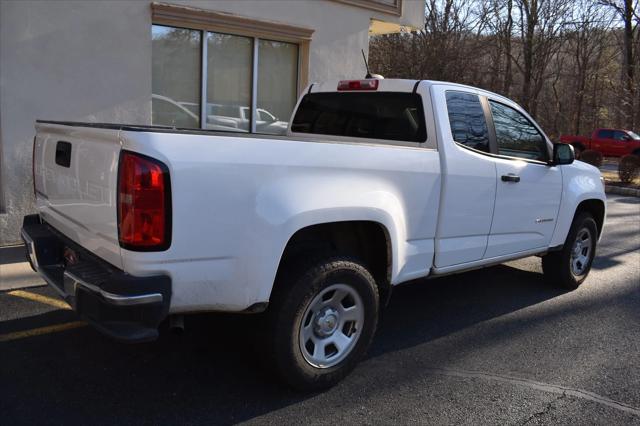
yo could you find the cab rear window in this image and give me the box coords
[291,92,426,143]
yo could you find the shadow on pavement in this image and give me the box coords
[614,197,640,205]
[372,264,564,357]
[0,245,27,265]
[0,263,567,425]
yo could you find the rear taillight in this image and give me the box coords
[337,79,379,91]
[117,151,171,251]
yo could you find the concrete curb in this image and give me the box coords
[0,245,45,291]
[605,185,640,197]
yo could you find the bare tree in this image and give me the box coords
[416,0,478,81]
[599,0,639,128]
[566,1,614,134]
[369,0,636,136]
[512,0,571,115]
[482,0,515,95]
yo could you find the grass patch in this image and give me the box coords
[601,170,640,189]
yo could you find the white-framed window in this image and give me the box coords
[152,24,299,135]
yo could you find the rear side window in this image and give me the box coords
[597,129,614,139]
[489,101,548,162]
[291,92,426,143]
[445,91,490,152]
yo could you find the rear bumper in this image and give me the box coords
[21,214,171,342]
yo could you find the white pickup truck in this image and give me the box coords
[23,78,606,390]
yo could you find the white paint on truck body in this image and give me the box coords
[34,125,123,269]
[119,130,441,312]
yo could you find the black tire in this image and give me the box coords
[266,256,379,391]
[542,212,598,290]
[632,149,640,158]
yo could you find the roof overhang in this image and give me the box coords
[369,18,420,35]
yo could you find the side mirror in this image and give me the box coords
[551,143,575,165]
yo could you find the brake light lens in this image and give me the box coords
[337,79,379,91]
[118,151,171,250]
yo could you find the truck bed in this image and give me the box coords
[33,118,441,313]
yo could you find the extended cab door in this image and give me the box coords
[432,87,497,268]
[483,99,562,258]
[592,129,616,156]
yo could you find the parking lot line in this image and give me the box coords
[0,321,86,343]
[7,289,70,310]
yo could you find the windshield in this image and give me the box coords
[291,92,426,143]
[629,131,640,140]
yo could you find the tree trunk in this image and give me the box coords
[503,0,514,96]
[520,0,538,111]
[622,0,635,127]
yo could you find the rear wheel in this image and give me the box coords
[542,212,597,289]
[266,256,379,390]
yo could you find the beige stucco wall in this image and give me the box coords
[0,0,424,245]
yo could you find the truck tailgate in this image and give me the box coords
[33,122,123,269]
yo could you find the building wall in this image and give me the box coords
[0,0,424,245]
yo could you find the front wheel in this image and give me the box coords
[266,257,379,390]
[542,212,597,289]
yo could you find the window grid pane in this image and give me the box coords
[205,32,253,133]
[152,25,201,128]
[152,25,300,134]
[257,39,299,135]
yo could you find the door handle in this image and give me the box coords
[501,174,520,183]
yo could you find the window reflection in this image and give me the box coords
[291,92,426,142]
[445,92,490,152]
[151,25,299,134]
[152,26,201,128]
[206,32,252,132]
[258,40,298,135]
[596,129,613,139]
[613,130,628,141]
[490,101,546,161]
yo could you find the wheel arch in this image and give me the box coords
[271,220,395,307]
[575,199,605,238]
[549,162,606,248]
[551,196,606,249]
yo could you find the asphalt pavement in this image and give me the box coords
[0,195,638,425]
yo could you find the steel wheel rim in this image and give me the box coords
[570,227,593,276]
[298,283,364,369]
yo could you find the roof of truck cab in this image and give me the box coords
[308,78,518,107]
